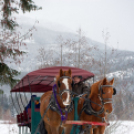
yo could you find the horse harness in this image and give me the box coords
[57,76,74,97]
[34,76,74,134]
[98,85,115,105]
[77,84,116,134]
[80,84,116,122]
[50,93,74,115]
[50,76,74,122]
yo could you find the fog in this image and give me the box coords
[16,0,134,51]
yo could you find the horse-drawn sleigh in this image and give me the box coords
[10,66,116,134]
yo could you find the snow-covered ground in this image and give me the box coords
[106,121,134,134]
[0,123,18,134]
[0,120,31,134]
[0,120,134,134]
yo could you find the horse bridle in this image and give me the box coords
[81,84,116,120]
[98,85,114,105]
[52,76,74,122]
[79,84,116,133]
[57,76,74,97]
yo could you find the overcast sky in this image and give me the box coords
[18,0,134,51]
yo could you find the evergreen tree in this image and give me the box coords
[1,0,41,30]
[0,63,20,88]
[0,0,41,88]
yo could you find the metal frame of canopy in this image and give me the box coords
[11,66,94,93]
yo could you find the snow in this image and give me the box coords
[0,120,31,134]
[0,120,134,134]
[106,121,134,134]
[0,123,18,134]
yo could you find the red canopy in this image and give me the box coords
[11,66,94,93]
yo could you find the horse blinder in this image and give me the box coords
[113,87,116,95]
[71,81,74,87]
[58,80,74,88]
[58,81,61,87]
[100,85,116,95]
[102,90,105,94]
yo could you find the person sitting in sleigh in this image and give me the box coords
[72,75,90,97]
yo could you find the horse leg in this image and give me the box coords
[93,127,99,134]
[45,123,51,134]
[82,125,93,134]
[59,126,64,134]
[50,126,60,134]
[89,127,93,134]
[64,125,73,134]
[97,126,105,134]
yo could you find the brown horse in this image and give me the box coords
[40,69,74,134]
[78,77,116,134]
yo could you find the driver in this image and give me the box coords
[72,75,90,96]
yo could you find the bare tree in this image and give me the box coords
[36,28,96,70]
[67,28,96,69]
[92,30,134,134]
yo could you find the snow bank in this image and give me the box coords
[0,124,18,134]
[106,121,134,134]
[0,120,134,134]
[0,120,31,134]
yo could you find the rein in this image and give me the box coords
[52,84,68,122]
[81,84,115,122]
[78,82,116,133]
[98,85,113,105]
[57,76,73,97]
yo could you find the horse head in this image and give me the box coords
[55,69,73,106]
[99,77,116,114]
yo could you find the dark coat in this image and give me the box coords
[72,82,90,95]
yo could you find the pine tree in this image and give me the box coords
[0,63,20,88]
[1,0,41,30]
[0,0,41,88]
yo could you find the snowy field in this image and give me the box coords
[0,120,31,134]
[106,121,134,134]
[0,120,134,134]
[0,123,18,134]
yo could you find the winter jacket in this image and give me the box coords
[25,95,40,113]
[72,82,90,96]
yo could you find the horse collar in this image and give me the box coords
[85,99,104,115]
[51,84,73,122]
[50,94,73,115]
[80,99,105,123]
